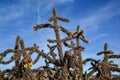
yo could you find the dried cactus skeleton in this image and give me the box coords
[0,8,120,80]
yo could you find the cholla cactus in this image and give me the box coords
[0,8,120,80]
[33,8,90,80]
[85,43,120,80]
[0,36,40,80]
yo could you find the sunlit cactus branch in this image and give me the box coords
[48,8,69,23]
[0,8,120,80]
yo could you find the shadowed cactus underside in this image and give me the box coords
[0,8,120,80]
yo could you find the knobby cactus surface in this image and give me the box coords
[0,8,120,80]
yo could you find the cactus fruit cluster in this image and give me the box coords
[0,8,120,80]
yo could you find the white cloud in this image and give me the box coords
[0,0,75,24]
[58,0,74,3]
[0,9,23,22]
[91,33,108,41]
[79,0,120,28]
[39,0,74,11]
[0,2,29,23]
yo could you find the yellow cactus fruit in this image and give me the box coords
[58,27,61,31]
[28,63,32,67]
[23,64,28,68]
[79,78,81,80]
[70,32,74,35]
[69,32,75,38]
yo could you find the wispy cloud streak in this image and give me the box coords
[91,33,108,41]
[79,0,120,27]
[0,0,75,44]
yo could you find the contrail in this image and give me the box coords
[37,0,40,24]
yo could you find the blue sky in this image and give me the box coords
[0,0,120,74]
